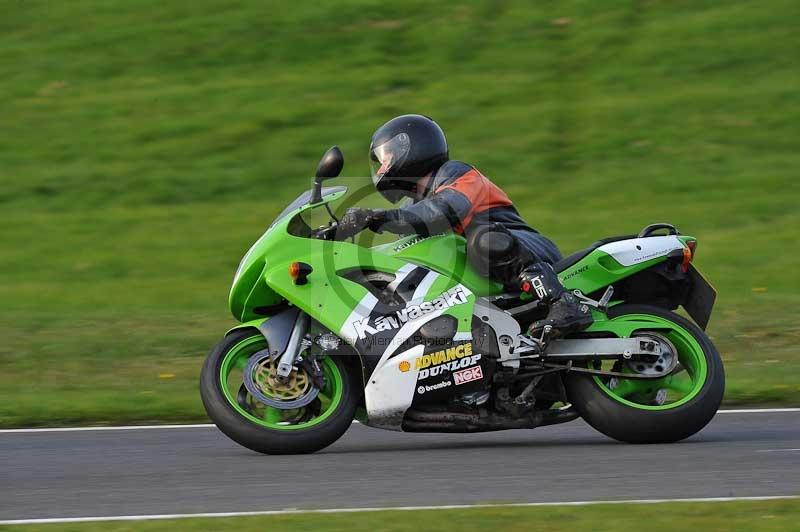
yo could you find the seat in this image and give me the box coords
[554,234,636,273]
[554,246,596,273]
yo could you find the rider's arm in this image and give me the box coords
[372,188,472,236]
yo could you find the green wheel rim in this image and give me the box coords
[219,335,344,430]
[593,314,709,411]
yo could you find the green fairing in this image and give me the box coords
[229,191,475,336]
[374,234,503,296]
[229,189,347,321]
[227,317,268,336]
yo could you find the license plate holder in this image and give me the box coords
[684,265,716,330]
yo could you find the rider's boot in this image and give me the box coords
[519,262,593,338]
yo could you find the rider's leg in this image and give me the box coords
[518,262,592,336]
[466,224,592,337]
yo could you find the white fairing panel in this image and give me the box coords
[362,345,424,431]
[597,235,684,267]
[362,331,474,431]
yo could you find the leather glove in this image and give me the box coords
[336,208,386,239]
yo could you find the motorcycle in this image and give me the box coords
[200,146,725,454]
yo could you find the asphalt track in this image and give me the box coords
[1,411,798,522]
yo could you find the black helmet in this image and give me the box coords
[369,114,449,203]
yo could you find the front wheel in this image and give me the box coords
[565,304,725,443]
[200,329,358,454]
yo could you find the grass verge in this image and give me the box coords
[3,499,799,531]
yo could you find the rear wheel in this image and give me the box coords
[564,304,724,443]
[200,329,358,454]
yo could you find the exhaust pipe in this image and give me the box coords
[401,405,579,433]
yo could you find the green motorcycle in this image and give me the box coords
[200,146,724,454]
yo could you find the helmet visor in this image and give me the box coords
[370,132,411,181]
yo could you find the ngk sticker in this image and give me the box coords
[453,366,483,386]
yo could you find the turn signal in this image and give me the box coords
[289,262,313,285]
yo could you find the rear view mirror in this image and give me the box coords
[315,146,344,180]
[311,146,344,204]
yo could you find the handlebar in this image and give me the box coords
[311,224,339,240]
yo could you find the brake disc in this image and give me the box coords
[243,349,320,409]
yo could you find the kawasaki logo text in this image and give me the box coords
[351,286,469,340]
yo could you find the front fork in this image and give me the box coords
[276,312,310,378]
[226,307,311,380]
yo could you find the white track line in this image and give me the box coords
[0,408,797,434]
[0,423,215,433]
[1,496,796,525]
[716,408,800,414]
[756,448,800,453]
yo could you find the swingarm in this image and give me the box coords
[512,336,678,380]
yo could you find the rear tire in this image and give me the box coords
[200,329,358,454]
[564,304,725,443]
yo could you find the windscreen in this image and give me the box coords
[269,186,347,228]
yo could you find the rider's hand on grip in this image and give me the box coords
[335,208,383,239]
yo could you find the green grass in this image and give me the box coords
[4,500,800,531]
[1,0,799,426]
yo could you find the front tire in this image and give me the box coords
[200,329,358,454]
[565,304,725,443]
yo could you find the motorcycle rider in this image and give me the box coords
[337,114,592,337]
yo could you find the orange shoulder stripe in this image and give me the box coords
[435,169,513,231]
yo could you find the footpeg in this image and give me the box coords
[572,286,614,313]
[539,324,553,344]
